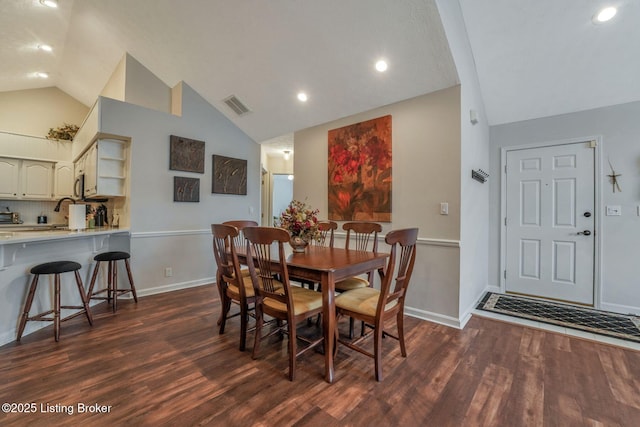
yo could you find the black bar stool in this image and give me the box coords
[86,251,138,313]
[17,261,94,342]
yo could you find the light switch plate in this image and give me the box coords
[606,205,621,216]
[440,202,448,215]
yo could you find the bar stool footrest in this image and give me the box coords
[60,310,91,322]
[28,311,55,322]
[28,307,87,323]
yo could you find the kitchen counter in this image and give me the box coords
[0,226,128,245]
[0,225,130,345]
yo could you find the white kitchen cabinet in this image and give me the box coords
[0,158,20,198]
[54,162,74,198]
[84,143,97,197]
[83,139,127,198]
[0,158,53,200]
[20,160,53,199]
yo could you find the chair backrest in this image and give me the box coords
[243,226,293,308]
[343,221,382,252]
[313,220,338,248]
[223,220,259,249]
[377,228,418,316]
[211,224,247,299]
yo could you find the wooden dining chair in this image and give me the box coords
[334,227,418,381]
[336,221,382,292]
[222,220,258,248]
[316,220,338,248]
[211,223,257,351]
[243,226,324,381]
[337,221,383,337]
[302,220,338,291]
[223,220,258,278]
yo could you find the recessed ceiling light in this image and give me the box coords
[40,0,58,8]
[35,72,49,78]
[594,6,617,23]
[297,92,308,102]
[375,60,388,72]
[38,44,53,52]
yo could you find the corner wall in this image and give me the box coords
[294,87,463,325]
[436,0,491,322]
[98,83,260,295]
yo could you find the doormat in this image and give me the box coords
[476,292,640,343]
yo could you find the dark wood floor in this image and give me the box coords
[1,285,639,427]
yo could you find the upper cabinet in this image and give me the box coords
[83,139,127,198]
[0,158,53,200]
[54,162,74,198]
[21,161,53,199]
[0,158,20,198]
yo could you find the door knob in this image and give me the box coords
[577,230,592,236]
[583,212,592,217]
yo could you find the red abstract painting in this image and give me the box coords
[328,115,392,221]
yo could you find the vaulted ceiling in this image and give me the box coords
[1,0,638,143]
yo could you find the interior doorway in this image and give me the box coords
[271,173,293,224]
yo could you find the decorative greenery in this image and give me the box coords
[46,123,79,141]
[275,199,320,242]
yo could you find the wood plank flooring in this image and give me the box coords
[1,285,639,426]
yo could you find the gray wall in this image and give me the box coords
[490,101,640,314]
[99,83,260,294]
[294,87,465,326]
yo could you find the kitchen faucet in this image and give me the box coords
[53,197,76,212]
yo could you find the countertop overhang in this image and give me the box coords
[0,227,129,245]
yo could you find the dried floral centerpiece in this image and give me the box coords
[46,123,79,141]
[275,199,321,252]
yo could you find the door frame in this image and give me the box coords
[499,135,603,308]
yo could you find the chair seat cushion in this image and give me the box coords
[226,275,257,298]
[335,276,369,291]
[94,251,130,262]
[31,261,82,275]
[227,275,283,299]
[263,286,323,316]
[335,287,397,317]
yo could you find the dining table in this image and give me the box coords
[237,244,389,383]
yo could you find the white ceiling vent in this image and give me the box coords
[223,95,251,116]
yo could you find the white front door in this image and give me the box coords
[505,141,595,305]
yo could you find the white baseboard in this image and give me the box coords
[404,306,465,329]
[599,301,640,316]
[135,277,215,298]
[485,284,501,293]
[0,331,16,347]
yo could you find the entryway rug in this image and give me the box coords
[476,292,640,343]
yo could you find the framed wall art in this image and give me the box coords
[328,115,392,221]
[173,176,200,202]
[212,155,247,195]
[169,135,205,173]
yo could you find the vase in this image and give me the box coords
[289,236,309,253]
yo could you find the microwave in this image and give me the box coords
[74,174,85,199]
[73,174,108,202]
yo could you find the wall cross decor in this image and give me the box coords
[607,158,621,193]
